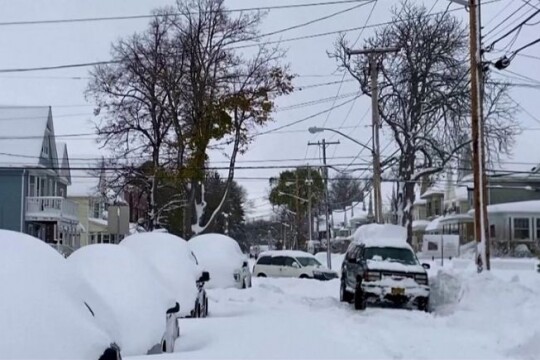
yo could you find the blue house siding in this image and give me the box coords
[0,169,24,232]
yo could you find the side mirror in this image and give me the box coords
[292,262,300,269]
[422,263,431,270]
[198,271,210,283]
[166,302,180,314]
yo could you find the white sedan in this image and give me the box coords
[120,232,210,318]
[189,233,252,289]
[67,244,180,356]
[0,230,121,360]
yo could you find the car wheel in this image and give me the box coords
[99,345,122,360]
[340,279,353,303]
[242,279,247,289]
[257,273,266,277]
[299,274,310,279]
[417,298,430,312]
[162,341,167,353]
[195,303,201,318]
[204,296,209,317]
[354,281,367,310]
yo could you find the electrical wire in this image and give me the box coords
[486,8,540,51]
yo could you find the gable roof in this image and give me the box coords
[56,142,71,185]
[0,106,53,168]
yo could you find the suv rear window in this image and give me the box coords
[257,256,273,265]
[364,247,417,265]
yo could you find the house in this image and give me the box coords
[0,106,80,246]
[68,167,130,247]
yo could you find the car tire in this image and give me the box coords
[417,298,430,312]
[162,341,167,353]
[340,279,353,303]
[299,274,310,279]
[242,279,247,289]
[204,296,209,317]
[354,282,367,310]
[257,273,266,277]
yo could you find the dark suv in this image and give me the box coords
[340,242,430,311]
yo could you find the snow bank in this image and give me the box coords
[189,233,246,289]
[352,224,410,248]
[314,252,345,272]
[0,230,113,359]
[121,232,200,317]
[67,244,176,356]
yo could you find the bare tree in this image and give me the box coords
[86,13,180,230]
[173,0,294,237]
[332,1,519,242]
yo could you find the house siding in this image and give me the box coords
[489,187,540,205]
[0,169,24,231]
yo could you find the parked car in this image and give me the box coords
[0,230,121,360]
[189,233,252,289]
[67,244,180,356]
[120,232,210,318]
[252,250,338,280]
[340,224,430,311]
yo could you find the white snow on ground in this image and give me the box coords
[189,233,246,289]
[68,244,177,356]
[127,256,540,360]
[121,233,201,317]
[0,230,114,360]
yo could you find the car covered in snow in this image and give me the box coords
[67,244,180,356]
[120,232,210,318]
[189,233,252,289]
[0,230,121,360]
[253,250,338,280]
[340,224,430,311]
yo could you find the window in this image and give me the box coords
[90,233,97,244]
[282,257,298,267]
[256,256,272,265]
[272,256,287,266]
[102,234,110,244]
[536,219,540,240]
[490,224,496,239]
[28,176,36,196]
[296,257,322,267]
[513,218,530,240]
[427,241,438,251]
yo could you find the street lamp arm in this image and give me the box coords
[308,127,373,153]
[278,191,309,203]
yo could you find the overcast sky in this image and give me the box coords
[0,0,538,219]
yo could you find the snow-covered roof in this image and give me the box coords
[331,202,368,228]
[259,250,314,258]
[469,200,540,215]
[425,217,443,232]
[439,213,473,224]
[68,170,100,197]
[0,106,52,167]
[412,220,430,231]
[352,224,410,249]
[89,217,108,227]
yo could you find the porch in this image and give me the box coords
[25,196,78,222]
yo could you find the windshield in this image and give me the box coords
[296,257,322,267]
[364,247,418,265]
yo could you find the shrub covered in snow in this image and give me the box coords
[0,230,117,359]
[189,233,248,289]
[120,232,201,316]
[67,244,178,356]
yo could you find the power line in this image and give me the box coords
[486,8,540,50]
[0,1,371,27]
[484,0,532,38]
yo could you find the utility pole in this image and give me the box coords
[295,171,300,250]
[308,139,339,269]
[345,47,400,224]
[307,166,313,242]
[469,0,490,271]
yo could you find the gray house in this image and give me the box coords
[0,106,80,247]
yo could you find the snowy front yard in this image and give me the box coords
[128,258,540,360]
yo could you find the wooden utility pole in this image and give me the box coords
[307,166,314,242]
[469,0,490,271]
[345,47,400,224]
[308,139,339,269]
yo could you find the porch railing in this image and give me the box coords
[26,196,78,221]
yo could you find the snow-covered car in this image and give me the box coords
[189,233,252,289]
[253,250,338,280]
[67,244,180,356]
[340,224,431,311]
[120,232,210,318]
[0,230,121,360]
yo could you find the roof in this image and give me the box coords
[412,220,430,231]
[258,250,314,258]
[331,202,368,228]
[469,200,540,215]
[0,106,51,167]
[425,216,443,232]
[438,213,473,224]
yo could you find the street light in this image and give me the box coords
[308,126,373,153]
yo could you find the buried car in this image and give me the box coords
[0,230,121,360]
[340,224,430,311]
[67,244,180,356]
[189,233,252,289]
[120,232,210,318]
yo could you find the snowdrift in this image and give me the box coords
[121,232,201,317]
[0,230,114,359]
[67,244,177,356]
[189,233,247,289]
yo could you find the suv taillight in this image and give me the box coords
[363,271,381,282]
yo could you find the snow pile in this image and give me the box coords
[189,233,247,289]
[121,232,200,317]
[428,269,465,314]
[314,252,345,272]
[67,244,176,356]
[0,230,113,359]
[352,224,409,248]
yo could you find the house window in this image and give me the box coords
[427,241,438,251]
[90,233,97,244]
[536,219,540,240]
[29,176,36,196]
[102,234,110,244]
[490,224,496,239]
[513,218,531,241]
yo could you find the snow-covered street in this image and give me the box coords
[128,258,540,360]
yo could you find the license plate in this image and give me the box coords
[391,287,405,296]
